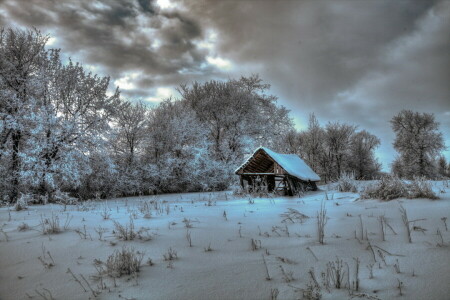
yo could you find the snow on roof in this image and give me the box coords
[235,147,321,182]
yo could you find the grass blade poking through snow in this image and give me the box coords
[317,201,327,244]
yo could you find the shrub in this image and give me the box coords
[53,190,78,205]
[336,173,358,193]
[105,247,144,277]
[14,193,31,211]
[408,177,439,200]
[361,175,408,201]
[361,175,439,201]
[232,185,246,197]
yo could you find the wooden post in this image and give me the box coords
[267,175,275,192]
[286,176,294,196]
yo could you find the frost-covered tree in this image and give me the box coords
[178,75,293,164]
[300,113,326,173]
[348,130,381,179]
[78,148,118,199]
[281,114,329,181]
[281,129,302,155]
[391,110,444,178]
[0,28,50,201]
[438,156,448,178]
[144,99,231,193]
[0,27,120,201]
[324,122,356,180]
[112,100,149,165]
[24,56,120,200]
[108,100,150,196]
[281,115,381,182]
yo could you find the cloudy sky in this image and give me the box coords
[1,0,449,170]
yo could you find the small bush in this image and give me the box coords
[76,200,96,212]
[361,175,439,201]
[232,185,246,197]
[14,194,30,211]
[105,246,144,277]
[361,175,408,201]
[54,190,78,205]
[336,173,358,193]
[408,177,439,199]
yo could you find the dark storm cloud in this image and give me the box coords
[179,0,450,168]
[137,0,158,15]
[0,0,209,88]
[1,0,449,168]
[181,0,441,104]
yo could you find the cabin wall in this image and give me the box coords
[239,174,317,196]
[274,163,285,175]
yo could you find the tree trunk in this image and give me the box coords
[10,130,21,202]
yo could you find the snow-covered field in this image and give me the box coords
[1,182,450,300]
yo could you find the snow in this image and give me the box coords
[0,182,450,300]
[236,147,321,182]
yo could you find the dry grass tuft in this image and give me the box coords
[163,247,178,261]
[39,213,63,234]
[17,222,30,231]
[113,218,136,240]
[105,246,144,277]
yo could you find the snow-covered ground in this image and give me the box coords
[1,182,449,300]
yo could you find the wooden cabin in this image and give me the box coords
[235,147,320,196]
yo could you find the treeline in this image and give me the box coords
[0,28,447,203]
[281,114,382,182]
[0,28,293,202]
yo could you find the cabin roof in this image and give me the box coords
[235,147,321,182]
